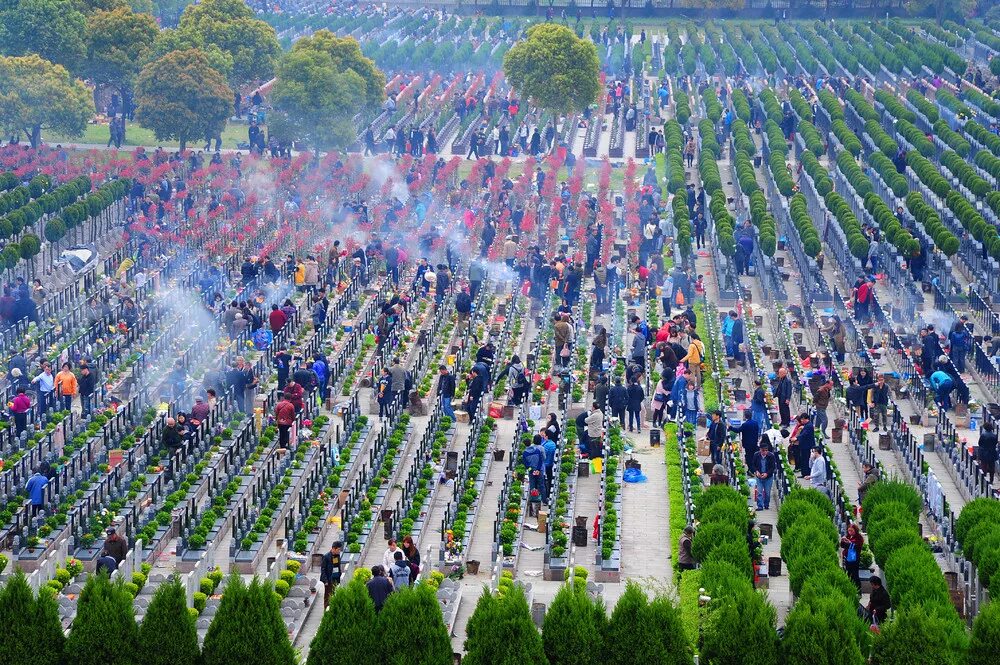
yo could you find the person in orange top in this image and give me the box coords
[55,362,78,411]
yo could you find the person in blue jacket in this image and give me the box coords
[26,469,48,515]
[542,431,557,495]
[929,369,955,411]
[730,409,761,468]
[948,321,972,374]
[522,435,547,502]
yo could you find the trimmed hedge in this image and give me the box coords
[789,193,821,257]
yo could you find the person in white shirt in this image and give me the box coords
[805,447,829,498]
[382,538,400,572]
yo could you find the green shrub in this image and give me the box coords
[542,583,607,665]
[970,600,1000,665]
[307,580,380,665]
[0,570,65,665]
[202,576,295,665]
[781,597,866,665]
[872,603,968,665]
[706,539,754,582]
[378,584,452,664]
[604,582,691,665]
[64,574,139,665]
[463,586,546,665]
[701,587,777,665]
[691,522,744,562]
[137,579,200,665]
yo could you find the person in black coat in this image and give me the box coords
[790,413,816,476]
[465,368,486,415]
[609,378,628,425]
[626,380,645,433]
[978,420,998,484]
[730,409,761,468]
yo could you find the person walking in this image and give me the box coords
[26,468,48,515]
[706,410,727,465]
[774,367,793,427]
[812,378,833,438]
[320,541,343,608]
[437,365,456,420]
[11,387,31,435]
[626,380,645,433]
[841,523,865,588]
[54,362,78,412]
[978,421,998,484]
[731,409,760,468]
[751,441,777,510]
[609,377,627,425]
[275,392,296,449]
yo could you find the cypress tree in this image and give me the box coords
[202,576,296,665]
[464,586,545,665]
[137,578,201,665]
[0,569,65,665]
[307,580,379,665]
[541,582,607,665]
[378,584,452,665]
[64,573,139,665]
[970,601,1000,665]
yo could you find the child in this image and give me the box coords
[694,274,705,296]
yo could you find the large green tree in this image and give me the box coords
[136,578,201,665]
[307,580,379,665]
[464,586,546,665]
[0,569,65,665]
[606,582,692,665]
[175,0,280,88]
[503,23,600,115]
[270,31,385,152]
[134,48,232,151]
[541,583,608,665]
[202,576,295,665]
[0,0,87,72]
[64,573,139,665]
[149,28,233,80]
[378,584,452,665]
[0,54,93,147]
[84,7,160,100]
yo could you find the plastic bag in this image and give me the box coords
[623,467,647,483]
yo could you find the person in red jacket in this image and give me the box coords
[269,304,288,332]
[275,393,296,449]
[10,387,31,435]
[283,380,304,413]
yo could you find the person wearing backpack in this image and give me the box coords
[840,522,865,589]
[390,550,411,588]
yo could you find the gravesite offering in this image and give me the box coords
[4,0,1000,662]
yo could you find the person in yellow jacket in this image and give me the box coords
[681,332,706,387]
[294,262,306,289]
[55,362,78,412]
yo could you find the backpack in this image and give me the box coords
[392,563,411,588]
[515,370,530,389]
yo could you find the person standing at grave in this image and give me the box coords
[101,527,128,566]
[30,361,54,415]
[11,387,31,435]
[54,362,78,412]
[26,468,48,515]
[320,541,343,609]
[78,365,96,417]
[275,391,296,449]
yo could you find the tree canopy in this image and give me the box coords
[0,54,93,147]
[175,0,280,87]
[503,23,600,116]
[270,31,385,152]
[135,48,232,150]
[84,7,160,95]
[0,0,87,72]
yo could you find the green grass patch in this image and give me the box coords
[43,121,255,151]
[665,421,685,575]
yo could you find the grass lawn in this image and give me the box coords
[43,121,255,151]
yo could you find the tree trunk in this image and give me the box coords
[179,136,187,152]
[30,125,41,149]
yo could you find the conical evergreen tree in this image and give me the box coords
[378,584,452,665]
[606,582,692,665]
[541,582,607,665]
[137,578,201,665]
[0,568,65,665]
[64,572,139,665]
[464,585,545,665]
[307,580,379,665]
[202,576,295,665]
[970,601,1000,665]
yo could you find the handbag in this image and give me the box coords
[653,392,668,403]
[560,344,571,358]
[846,542,858,563]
